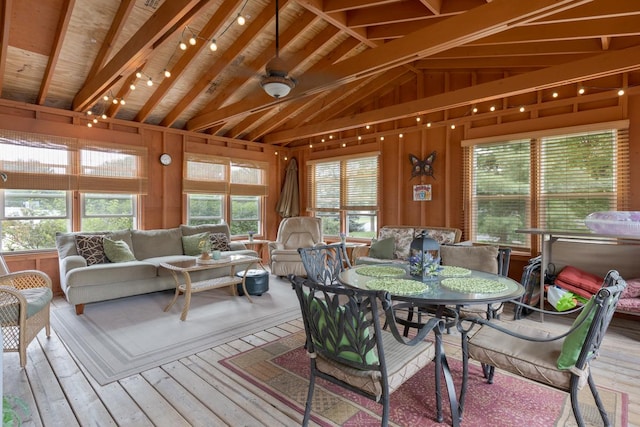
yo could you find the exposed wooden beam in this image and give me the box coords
[0,0,12,91]
[86,0,136,80]
[72,0,208,112]
[418,0,443,15]
[347,1,434,28]
[323,0,400,12]
[136,0,241,123]
[159,0,282,127]
[187,0,593,131]
[263,44,640,143]
[193,12,320,120]
[37,0,75,105]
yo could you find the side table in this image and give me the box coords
[239,239,269,262]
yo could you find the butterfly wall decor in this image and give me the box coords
[409,151,436,178]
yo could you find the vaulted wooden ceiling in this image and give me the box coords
[2,0,640,148]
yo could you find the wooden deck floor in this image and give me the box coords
[3,298,640,427]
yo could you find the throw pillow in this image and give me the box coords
[209,233,231,251]
[182,232,210,256]
[557,297,596,370]
[103,238,136,263]
[369,237,394,259]
[75,235,107,266]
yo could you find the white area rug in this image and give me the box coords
[51,275,299,385]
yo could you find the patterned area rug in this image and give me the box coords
[221,332,628,427]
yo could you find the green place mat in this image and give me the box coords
[439,266,471,277]
[441,277,508,293]
[366,278,426,295]
[356,265,406,278]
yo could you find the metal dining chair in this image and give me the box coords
[297,243,351,285]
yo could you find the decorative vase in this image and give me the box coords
[200,252,211,260]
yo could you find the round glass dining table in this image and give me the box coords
[338,264,525,306]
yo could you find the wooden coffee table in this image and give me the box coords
[161,254,261,321]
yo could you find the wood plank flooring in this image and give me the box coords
[3,297,640,427]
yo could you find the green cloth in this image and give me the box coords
[103,238,136,263]
[369,237,394,259]
[557,297,596,370]
[181,232,210,256]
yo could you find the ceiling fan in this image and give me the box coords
[260,0,296,98]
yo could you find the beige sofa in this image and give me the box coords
[56,224,258,314]
[354,225,462,265]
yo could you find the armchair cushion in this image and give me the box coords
[557,297,596,370]
[104,238,136,263]
[368,237,394,260]
[22,287,54,318]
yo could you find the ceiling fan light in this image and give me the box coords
[261,75,295,98]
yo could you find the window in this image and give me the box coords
[464,124,629,250]
[307,154,379,238]
[0,130,147,252]
[184,153,267,236]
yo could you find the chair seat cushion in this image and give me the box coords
[468,320,571,390]
[316,330,434,398]
[270,250,303,262]
[1,287,53,322]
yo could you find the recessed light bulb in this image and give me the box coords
[237,15,245,25]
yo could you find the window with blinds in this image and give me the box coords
[183,153,268,235]
[306,154,379,237]
[463,124,630,249]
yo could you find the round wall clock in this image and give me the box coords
[159,153,172,166]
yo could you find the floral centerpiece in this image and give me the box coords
[198,238,212,260]
[409,252,441,280]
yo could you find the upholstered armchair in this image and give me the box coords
[268,217,323,277]
[0,256,53,367]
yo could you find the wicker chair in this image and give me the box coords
[289,275,460,427]
[0,257,53,367]
[297,243,351,286]
[461,270,626,426]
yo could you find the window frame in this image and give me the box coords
[462,121,630,254]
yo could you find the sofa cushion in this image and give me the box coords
[182,232,210,256]
[65,262,159,288]
[56,230,132,259]
[75,235,108,266]
[131,227,183,260]
[440,245,499,274]
[210,233,231,251]
[369,237,394,259]
[103,238,136,263]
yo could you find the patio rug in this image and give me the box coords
[51,275,300,385]
[220,332,628,427]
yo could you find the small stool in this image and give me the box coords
[236,269,270,296]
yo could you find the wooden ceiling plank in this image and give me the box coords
[159,0,283,127]
[72,0,208,112]
[0,0,12,91]
[263,44,640,143]
[86,0,136,80]
[136,0,241,123]
[534,0,640,24]
[324,0,401,12]
[348,1,434,28]
[297,1,371,46]
[418,0,443,15]
[473,15,640,45]
[187,0,593,131]
[193,12,320,119]
[37,0,75,105]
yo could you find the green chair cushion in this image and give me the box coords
[557,297,596,370]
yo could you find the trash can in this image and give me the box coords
[236,269,269,296]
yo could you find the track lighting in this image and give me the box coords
[237,14,245,25]
[210,39,217,51]
[164,69,171,78]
